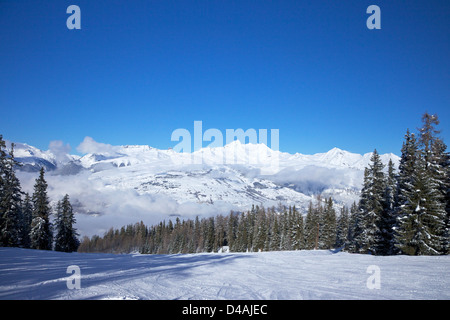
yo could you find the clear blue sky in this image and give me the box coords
[1,0,449,155]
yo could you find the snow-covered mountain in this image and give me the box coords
[11,140,399,236]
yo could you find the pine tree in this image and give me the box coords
[53,200,64,250]
[395,124,447,255]
[378,159,397,255]
[321,197,337,249]
[290,205,304,250]
[336,206,349,249]
[0,143,23,247]
[355,150,386,254]
[30,167,53,250]
[346,201,360,252]
[269,214,281,251]
[54,194,80,252]
[417,114,447,254]
[279,208,292,250]
[203,217,215,252]
[253,207,267,252]
[20,193,33,248]
[304,201,318,250]
[434,139,450,254]
[226,211,237,250]
[0,136,6,238]
[351,168,370,253]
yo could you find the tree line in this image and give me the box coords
[0,136,79,252]
[79,112,449,256]
[78,201,340,254]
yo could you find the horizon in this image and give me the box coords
[7,135,402,158]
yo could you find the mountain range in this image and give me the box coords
[10,139,400,236]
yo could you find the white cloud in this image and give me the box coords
[76,136,118,156]
[17,170,234,238]
[48,140,72,163]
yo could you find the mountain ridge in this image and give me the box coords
[10,139,400,236]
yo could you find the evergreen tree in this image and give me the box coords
[304,201,319,250]
[336,206,349,249]
[395,125,447,255]
[354,150,386,254]
[417,114,447,254]
[346,201,360,252]
[203,217,215,252]
[279,208,291,250]
[422,116,449,254]
[290,205,304,250]
[434,139,450,254]
[30,167,53,250]
[378,159,397,255]
[0,143,23,247]
[269,214,281,251]
[54,194,80,252]
[350,167,370,253]
[0,136,6,240]
[226,211,237,250]
[53,200,64,250]
[253,207,267,252]
[20,193,33,248]
[321,197,337,249]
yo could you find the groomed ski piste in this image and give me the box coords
[0,247,448,300]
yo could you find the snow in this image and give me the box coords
[13,139,400,237]
[0,247,448,300]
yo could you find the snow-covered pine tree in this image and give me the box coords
[369,150,387,254]
[30,167,53,250]
[253,206,267,252]
[0,135,5,234]
[392,131,416,256]
[395,125,447,255]
[20,193,33,248]
[353,150,386,255]
[53,200,63,250]
[378,159,397,255]
[0,143,23,247]
[54,194,80,252]
[346,201,360,252]
[214,214,227,252]
[282,207,292,251]
[433,139,450,254]
[233,212,248,252]
[336,206,349,249]
[269,214,281,251]
[314,196,325,249]
[321,197,337,249]
[226,211,237,250]
[351,167,371,253]
[304,201,318,250]
[203,217,215,252]
[290,205,304,250]
[417,113,447,254]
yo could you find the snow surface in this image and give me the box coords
[0,247,448,300]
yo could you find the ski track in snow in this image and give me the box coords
[0,247,449,300]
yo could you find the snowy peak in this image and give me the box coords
[11,139,400,224]
[10,139,400,174]
[313,147,362,168]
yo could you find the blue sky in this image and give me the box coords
[0,0,449,155]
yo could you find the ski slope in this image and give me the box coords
[0,247,448,300]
